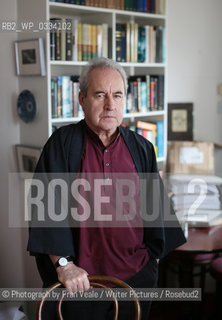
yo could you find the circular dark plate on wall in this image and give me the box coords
[17,90,36,123]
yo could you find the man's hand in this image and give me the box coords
[49,255,90,293]
[57,262,90,293]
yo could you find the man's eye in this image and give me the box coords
[114,95,122,99]
[97,94,105,98]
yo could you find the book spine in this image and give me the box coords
[162,27,166,62]
[146,75,150,111]
[62,76,71,118]
[66,19,73,61]
[70,78,73,117]
[121,24,126,62]
[56,21,62,60]
[134,23,138,62]
[102,23,108,58]
[161,0,166,15]
[116,23,122,62]
[73,81,79,117]
[147,0,151,13]
[137,77,142,112]
[91,24,97,59]
[155,26,161,63]
[77,22,82,61]
[149,25,154,63]
[87,23,92,60]
[138,0,143,12]
[72,20,78,61]
[124,0,131,11]
[120,0,124,10]
[149,76,156,111]
[126,23,131,62]
[150,0,155,13]
[157,75,164,110]
[137,120,157,131]
[50,29,56,60]
[143,0,148,12]
[145,25,150,63]
[140,81,147,112]
[57,76,63,117]
[155,0,160,14]
[137,26,146,63]
[157,121,164,158]
[97,24,102,57]
[82,23,87,61]
[51,77,57,118]
[130,23,134,62]
[132,81,138,112]
[61,18,66,61]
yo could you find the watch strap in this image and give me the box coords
[54,256,73,269]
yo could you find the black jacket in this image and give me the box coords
[27,120,186,286]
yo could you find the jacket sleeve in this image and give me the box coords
[120,127,186,259]
[27,127,76,258]
[143,143,186,259]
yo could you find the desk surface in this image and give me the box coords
[176,223,222,253]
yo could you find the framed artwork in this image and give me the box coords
[15,145,42,178]
[168,103,193,141]
[15,38,46,76]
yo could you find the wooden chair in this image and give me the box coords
[37,275,141,320]
[210,256,222,319]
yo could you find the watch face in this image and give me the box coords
[59,257,67,267]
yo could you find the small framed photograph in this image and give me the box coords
[15,38,46,76]
[15,145,42,178]
[168,103,193,141]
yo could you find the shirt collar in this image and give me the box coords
[85,124,120,151]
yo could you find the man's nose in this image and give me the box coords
[104,94,115,109]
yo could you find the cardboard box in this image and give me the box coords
[167,141,222,174]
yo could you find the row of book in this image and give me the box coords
[50,18,165,63]
[51,75,83,118]
[50,19,108,61]
[116,23,165,63]
[126,120,164,158]
[49,0,166,15]
[51,74,164,119]
[127,75,164,113]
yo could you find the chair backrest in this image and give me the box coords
[37,275,141,320]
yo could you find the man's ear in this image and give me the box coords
[79,91,86,111]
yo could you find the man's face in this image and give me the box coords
[79,67,125,135]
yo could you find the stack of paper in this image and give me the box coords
[167,174,222,226]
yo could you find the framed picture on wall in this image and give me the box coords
[168,103,193,141]
[14,38,46,76]
[15,145,42,178]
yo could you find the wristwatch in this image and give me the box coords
[54,256,73,269]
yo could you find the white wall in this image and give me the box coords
[0,0,42,290]
[167,0,222,145]
[0,0,24,287]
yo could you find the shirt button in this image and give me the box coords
[105,149,109,153]
[105,163,110,167]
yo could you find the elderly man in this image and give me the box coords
[28,57,186,319]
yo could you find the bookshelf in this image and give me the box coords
[18,0,167,164]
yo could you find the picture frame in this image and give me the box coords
[15,145,42,178]
[168,103,193,141]
[15,38,46,76]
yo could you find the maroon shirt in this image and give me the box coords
[76,126,149,281]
